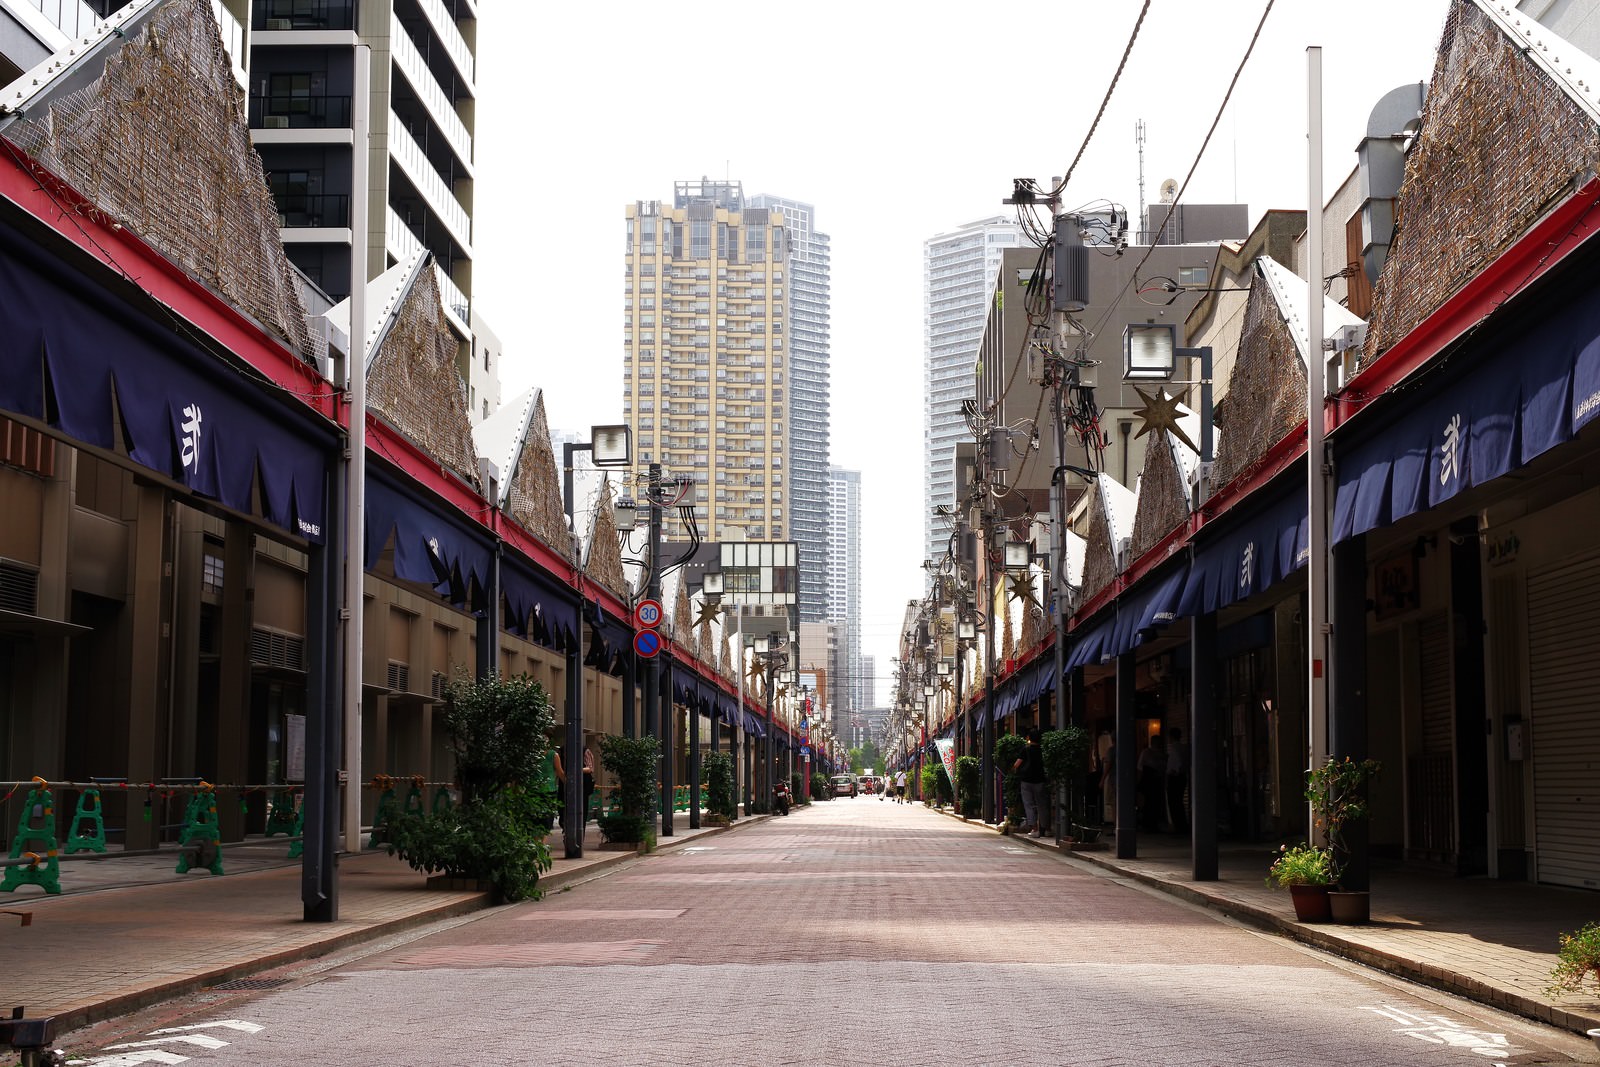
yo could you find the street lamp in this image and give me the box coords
[562,424,633,527]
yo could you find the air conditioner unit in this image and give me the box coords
[263,115,289,129]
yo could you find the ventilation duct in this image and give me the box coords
[1358,82,1426,286]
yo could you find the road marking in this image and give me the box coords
[1360,1004,1521,1060]
[105,1036,228,1051]
[69,1052,189,1066]
[149,1022,264,1035]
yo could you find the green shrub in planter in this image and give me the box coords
[387,784,551,902]
[702,752,736,819]
[599,734,659,843]
[810,772,829,801]
[955,755,981,815]
[994,733,1027,827]
[385,673,556,902]
[790,772,807,805]
[1042,726,1092,828]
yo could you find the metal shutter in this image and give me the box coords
[1528,552,1600,889]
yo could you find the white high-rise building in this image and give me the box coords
[751,195,830,623]
[922,216,1024,568]
[826,466,862,716]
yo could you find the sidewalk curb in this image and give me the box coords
[926,805,1600,1037]
[52,816,766,1035]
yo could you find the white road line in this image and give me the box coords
[104,1035,228,1051]
[149,1022,264,1035]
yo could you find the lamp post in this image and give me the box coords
[556,425,632,862]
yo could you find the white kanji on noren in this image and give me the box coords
[179,403,203,473]
[1239,541,1256,594]
[1439,413,1463,488]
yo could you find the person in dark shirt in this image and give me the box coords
[1014,726,1048,838]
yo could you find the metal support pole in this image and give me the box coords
[1116,649,1138,859]
[1331,532,1369,890]
[1190,608,1218,880]
[562,590,584,859]
[302,457,341,922]
[622,654,636,739]
[561,442,580,530]
[643,463,662,828]
[689,681,702,830]
[981,606,996,824]
[660,655,674,837]
[1306,45,1331,811]
[341,43,371,857]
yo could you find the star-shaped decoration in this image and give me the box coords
[695,599,722,627]
[1007,572,1040,609]
[939,677,953,695]
[1131,385,1200,455]
[747,660,766,685]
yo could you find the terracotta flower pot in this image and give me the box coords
[1289,883,1331,922]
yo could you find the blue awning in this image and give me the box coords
[0,215,329,542]
[1333,275,1600,543]
[366,474,492,608]
[717,696,738,726]
[742,710,766,737]
[501,558,577,651]
[1063,614,1113,671]
[1179,483,1308,618]
[1107,561,1189,660]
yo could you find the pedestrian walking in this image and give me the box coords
[582,745,596,824]
[895,769,908,803]
[1165,727,1188,832]
[539,737,565,831]
[1014,726,1048,837]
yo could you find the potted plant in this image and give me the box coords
[1042,726,1093,844]
[955,756,981,818]
[701,752,735,826]
[1306,756,1381,923]
[385,673,555,903]
[993,733,1027,833]
[1266,843,1333,922]
[597,734,660,851]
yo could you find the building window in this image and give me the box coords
[202,552,224,594]
[1179,266,1210,288]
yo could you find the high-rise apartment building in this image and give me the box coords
[750,195,830,622]
[247,0,476,336]
[826,466,862,717]
[622,180,792,545]
[923,216,1024,568]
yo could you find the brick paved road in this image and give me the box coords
[62,800,1599,1067]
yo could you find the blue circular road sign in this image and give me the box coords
[633,629,662,658]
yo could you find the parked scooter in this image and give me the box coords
[773,781,791,816]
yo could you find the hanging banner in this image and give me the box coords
[934,738,958,793]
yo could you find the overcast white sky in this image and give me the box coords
[470,0,1452,704]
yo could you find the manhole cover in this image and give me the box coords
[211,978,291,991]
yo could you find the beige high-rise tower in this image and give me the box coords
[623,180,790,543]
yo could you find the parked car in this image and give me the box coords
[829,774,858,798]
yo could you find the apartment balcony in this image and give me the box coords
[407,0,474,84]
[272,192,349,228]
[250,0,354,30]
[388,111,471,253]
[391,24,473,170]
[249,92,352,130]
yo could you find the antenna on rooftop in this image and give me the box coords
[1135,119,1147,243]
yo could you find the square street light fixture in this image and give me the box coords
[700,569,723,597]
[923,684,935,698]
[1123,323,1177,381]
[937,659,951,676]
[958,616,977,642]
[590,424,633,466]
[1004,540,1031,571]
